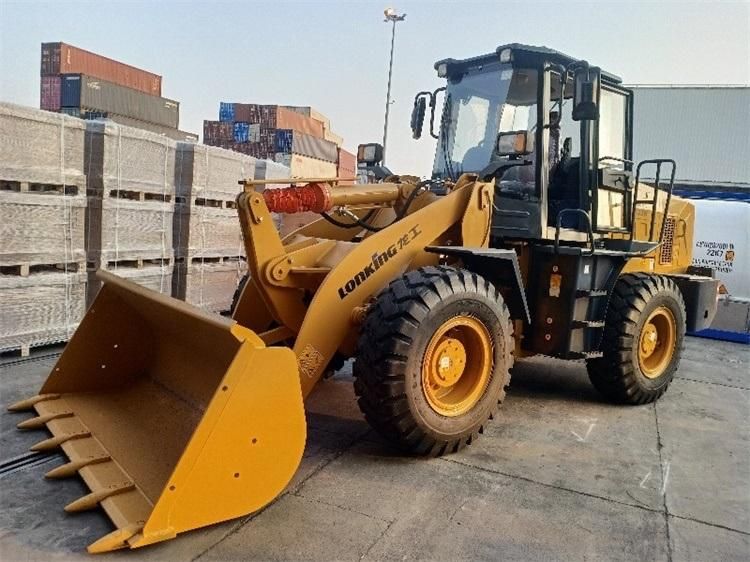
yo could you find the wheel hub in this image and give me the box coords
[430,338,466,387]
[638,306,677,379]
[422,316,493,417]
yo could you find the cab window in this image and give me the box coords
[598,89,627,160]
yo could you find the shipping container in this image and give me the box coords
[337,148,357,183]
[282,106,331,129]
[40,76,61,111]
[41,42,162,96]
[233,122,250,143]
[204,120,234,142]
[282,153,337,178]
[219,102,235,122]
[274,129,338,162]
[61,74,179,128]
[324,128,344,147]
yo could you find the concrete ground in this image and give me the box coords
[0,336,747,561]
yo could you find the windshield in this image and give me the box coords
[433,67,539,180]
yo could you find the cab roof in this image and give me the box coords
[434,43,623,84]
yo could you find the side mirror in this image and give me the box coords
[496,130,533,156]
[572,66,600,121]
[410,96,427,139]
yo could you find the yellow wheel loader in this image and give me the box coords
[9,44,720,553]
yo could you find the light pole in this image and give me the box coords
[382,7,406,167]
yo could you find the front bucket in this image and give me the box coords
[8,270,306,553]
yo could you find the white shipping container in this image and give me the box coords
[691,199,750,299]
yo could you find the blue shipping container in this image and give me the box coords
[233,122,250,143]
[61,74,82,108]
[219,102,235,122]
[274,129,293,153]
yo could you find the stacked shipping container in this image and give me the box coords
[39,42,197,142]
[203,103,355,179]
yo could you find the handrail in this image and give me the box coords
[555,209,595,256]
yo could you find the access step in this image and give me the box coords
[571,320,605,329]
[575,289,609,298]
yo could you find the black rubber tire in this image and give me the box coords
[353,266,513,456]
[230,273,250,315]
[587,273,686,405]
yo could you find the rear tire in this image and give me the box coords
[587,273,686,404]
[353,266,513,456]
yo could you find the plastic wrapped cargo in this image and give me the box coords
[85,120,177,195]
[41,42,162,96]
[61,74,179,128]
[0,102,86,187]
[0,190,86,268]
[173,257,246,313]
[84,120,176,270]
[0,103,88,268]
[95,114,198,142]
[0,269,86,353]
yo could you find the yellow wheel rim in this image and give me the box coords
[638,306,677,379]
[421,315,493,417]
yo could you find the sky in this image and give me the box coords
[1,0,748,177]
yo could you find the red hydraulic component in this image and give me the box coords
[263,183,332,214]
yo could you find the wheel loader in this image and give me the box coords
[9,44,720,553]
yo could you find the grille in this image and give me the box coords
[659,216,676,265]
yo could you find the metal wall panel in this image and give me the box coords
[630,86,750,186]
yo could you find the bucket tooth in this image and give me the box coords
[7,394,61,412]
[87,523,143,554]
[64,482,135,513]
[30,431,90,452]
[17,412,73,430]
[45,455,110,479]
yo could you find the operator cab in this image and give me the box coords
[411,43,660,248]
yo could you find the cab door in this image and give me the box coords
[592,85,633,233]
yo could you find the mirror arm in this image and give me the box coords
[548,63,566,129]
[429,86,446,139]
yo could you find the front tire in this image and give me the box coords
[353,266,513,456]
[587,273,686,404]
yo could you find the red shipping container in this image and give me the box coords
[40,42,162,97]
[276,106,324,138]
[203,121,233,142]
[337,148,357,183]
[40,76,61,111]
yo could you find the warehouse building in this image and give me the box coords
[629,85,750,343]
[629,85,750,198]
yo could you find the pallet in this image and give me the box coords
[0,260,85,277]
[176,255,245,266]
[0,340,66,359]
[91,256,174,272]
[0,179,81,196]
[174,195,237,210]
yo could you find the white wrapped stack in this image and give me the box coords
[0,103,87,353]
[171,143,256,313]
[84,120,177,303]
